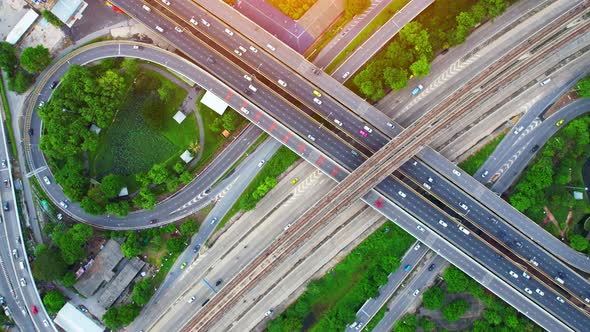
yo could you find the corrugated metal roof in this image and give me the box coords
[5,9,39,45]
[51,0,83,23]
[201,91,228,115]
[54,302,105,332]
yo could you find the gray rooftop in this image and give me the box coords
[97,258,145,309]
[74,240,124,297]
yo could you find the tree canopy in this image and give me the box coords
[20,45,52,73]
[43,290,66,314]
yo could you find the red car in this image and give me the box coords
[31,305,38,314]
[374,197,384,208]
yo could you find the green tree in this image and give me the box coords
[131,279,153,306]
[482,0,509,18]
[383,67,408,91]
[394,314,417,332]
[0,42,16,71]
[442,299,469,322]
[7,69,33,93]
[60,271,77,287]
[34,243,47,255]
[148,163,170,184]
[106,201,130,217]
[221,110,239,131]
[102,306,122,329]
[121,231,149,258]
[180,219,199,236]
[54,158,89,202]
[410,56,430,78]
[81,196,106,215]
[101,174,125,198]
[576,76,590,97]
[166,236,187,254]
[443,266,469,293]
[133,188,157,210]
[42,10,63,27]
[157,80,176,103]
[210,117,223,133]
[52,225,92,265]
[32,246,68,281]
[569,234,589,252]
[180,171,193,185]
[422,286,445,310]
[43,290,66,314]
[418,317,436,331]
[173,162,185,174]
[20,45,52,73]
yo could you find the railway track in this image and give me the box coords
[182,3,590,330]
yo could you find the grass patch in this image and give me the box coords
[0,75,18,157]
[325,0,410,73]
[90,69,195,184]
[191,92,231,171]
[268,223,415,331]
[458,134,506,176]
[215,144,299,231]
[364,306,387,331]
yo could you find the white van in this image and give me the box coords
[19,261,25,270]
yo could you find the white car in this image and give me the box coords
[142,4,151,11]
[535,289,544,296]
[59,201,68,209]
[522,271,530,279]
[238,46,247,53]
[190,17,198,25]
[398,191,406,198]
[556,296,565,303]
[386,122,394,128]
[188,296,196,303]
[43,320,49,327]
[20,278,26,287]
[277,79,287,87]
[524,288,533,295]
[414,243,421,251]
[481,170,489,178]
[39,101,45,108]
[266,44,276,51]
[412,289,420,296]
[234,50,242,56]
[248,84,257,92]
[201,19,211,27]
[264,309,273,317]
[161,0,170,5]
[307,134,316,142]
[43,176,51,185]
[210,217,218,225]
[283,223,291,231]
[438,220,448,228]
[529,258,539,266]
[57,213,63,220]
[333,119,343,126]
[428,177,433,183]
[313,97,322,105]
[422,183,431,190]
[249,46,258,53]
[240,107,250,115]
[342,72,350,79]
[459,203,468,211]
[452,169,461,176]
[257,160,265,168]
[224,28,234,36]
[509,271,519,278]
[416,225,425,232]
[363,125,373,133]
[458,226,470,235]
[243,74,252,81]
[175,26,183,33]
[155,26,164,33]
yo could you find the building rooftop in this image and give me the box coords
[97,258,145,309]
[201,91,228,115]
[5,9,39,45]
[235,0,314,54]
[54,302,105,332]
[74,240,124,297]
